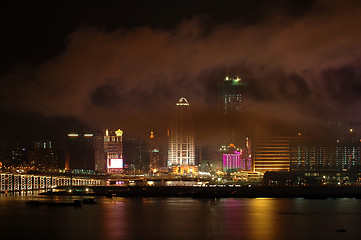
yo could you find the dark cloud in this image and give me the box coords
[321,65,361,104]
[1,0,361,142]
[90,84,121,108]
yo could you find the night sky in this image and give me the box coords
[1,0,361,144]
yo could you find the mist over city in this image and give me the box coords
[1,1,361,239]
[1,0,361,144]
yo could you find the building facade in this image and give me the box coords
[252,136,361,173]
[66,133,95,171]
[168,97,195,167]
[123,137,149,171]
[149,131,161,170]
[222,143,252,172]
[222,145,243,172]
[290,138,361,170]
[94,129,124,173]
[219,75,247,147]
[28,140,61,170]
[252,137,292,173]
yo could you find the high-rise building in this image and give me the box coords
[95,129,124,173]
[219,74,246,147]
[65,133,95,171]
[149,131,161,170]
[104,129,123,159]
[123,136,149,171]
[94,134,106,172]
[168,97,195,167]
[28,140,62,169]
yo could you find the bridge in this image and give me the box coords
[0,172,103,193]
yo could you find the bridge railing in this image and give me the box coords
[0,173,102,193]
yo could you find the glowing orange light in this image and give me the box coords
[115,129,123,136]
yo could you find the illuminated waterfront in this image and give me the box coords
[2,1,361,239]
[1,195,361,240]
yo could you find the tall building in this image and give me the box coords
[94,134,106,172]
[123,136,149,171]
[66,133,95,171]
[149,131,161,170]
[104,129,123,158]
[28,140,62,170]
[95,129,124,173]
[219,74,247,147]
[168,97,195,167]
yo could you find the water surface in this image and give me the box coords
[1,194,360,240]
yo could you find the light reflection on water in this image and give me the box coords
[0,195,360,240]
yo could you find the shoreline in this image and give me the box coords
[40,185,361,199]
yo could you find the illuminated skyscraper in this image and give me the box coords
[103,129,123,159]
[95,129,123,173]
[104,129,123,173]
[168,97,195,167]
[219,74,246,146]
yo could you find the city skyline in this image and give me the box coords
[2,3,361,239]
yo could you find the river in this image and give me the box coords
[0,193,360,239]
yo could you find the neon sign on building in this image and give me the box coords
[223,150,244,171]
[107,158,123,169]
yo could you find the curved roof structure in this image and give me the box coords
[176,97,189,106]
